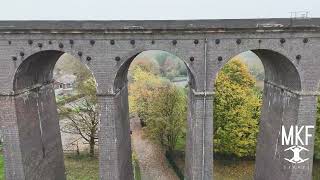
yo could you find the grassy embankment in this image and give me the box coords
[64,154,99,180]
[0,152,144,180]
[0,153,99,180]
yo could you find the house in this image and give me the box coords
[53,74,77,95]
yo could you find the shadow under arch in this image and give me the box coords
[251,49,301,91]
[14,50,63,91]
[4,50,96,180]
[13,50,95,91]
[114,49,197,91]
[212,49,305,179]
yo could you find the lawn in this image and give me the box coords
[64,153,99,180]
[0,152,145,180]
[0,153,99,180]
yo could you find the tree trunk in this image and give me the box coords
[76,141,80,156]
[89,137,95,157]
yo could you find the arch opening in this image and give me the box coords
[115,50,192,179]
[212,49,303,179]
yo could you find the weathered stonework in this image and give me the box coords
[0,18,320,180]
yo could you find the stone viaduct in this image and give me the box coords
[0,18,320,180]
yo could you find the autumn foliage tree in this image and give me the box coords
[128,66,163,121]
[144,85,187,152]
[129,63,187,153]
[213,58,262,158]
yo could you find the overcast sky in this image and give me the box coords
[0,0,319,20]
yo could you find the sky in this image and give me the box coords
[0,0,319,20]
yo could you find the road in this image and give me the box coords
[130,117,179,180]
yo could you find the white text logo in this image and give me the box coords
[281,125,314,164]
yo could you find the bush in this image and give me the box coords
[165,151,184,180]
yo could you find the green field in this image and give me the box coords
[0,153,145,180]
[0,153,99,180]
[64,154,99,180]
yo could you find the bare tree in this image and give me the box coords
[58,77,98,157]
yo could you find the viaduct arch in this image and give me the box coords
[0,19,320,180]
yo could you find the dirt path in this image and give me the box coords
[130,117,179,180]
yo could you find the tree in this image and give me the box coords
[128,64,187,152]
[128,66,164,119]
[129,55,160,78]
[145,85,187,152]
[58,77,99,157]
[213,59,261,158]
[153,51,187,79]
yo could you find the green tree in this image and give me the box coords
[145,85,187,152]
[213,59,261,158]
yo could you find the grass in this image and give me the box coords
[0,152,99,180]
[64,153,99,180]
[132,152,142,180]
[0,151,144,180]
